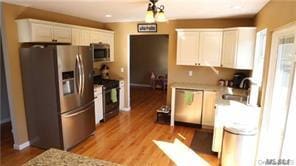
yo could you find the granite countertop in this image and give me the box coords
[24,148,121,166]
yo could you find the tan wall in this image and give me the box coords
[1,2,104,145]
[255,0,296,106]
[130,35,168,85]
[104,18,254,106]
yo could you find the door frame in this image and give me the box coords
[257,21,296,162]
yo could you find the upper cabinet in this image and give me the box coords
[221,28,256,70]
[176,27,256,70]
[16,19,72,43]
[16,19,114,62]
[177,31,199,66]
[176,29,223,67]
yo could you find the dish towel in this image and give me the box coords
[184,91,194,105]
[111,88,118,103]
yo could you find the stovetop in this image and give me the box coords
[93,75,119,90]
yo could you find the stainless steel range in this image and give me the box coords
[94,75,120,121]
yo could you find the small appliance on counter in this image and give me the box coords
[232,73,247,88]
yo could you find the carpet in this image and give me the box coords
[190,129,217,155]
[24,148,121,166]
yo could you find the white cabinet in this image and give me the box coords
[119,80,124,111]
[202,91,216,127]
[71,28,81,46]
[53,26,72,43]
[222,28,256,69]
[80,29,91,46]
[177,31,199,66]
[176,29,223,67]
[94,86,103,125]
[199,31,222,67]
[31,23,53,42]
[16,19,72,43]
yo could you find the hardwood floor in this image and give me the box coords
[1,87,218,166]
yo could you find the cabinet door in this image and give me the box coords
[222,30,238,68]
[199,31,222,67]
[31,23,53,42]
[53,26,72,43]
[101,33,114,62]
[90,31,103,43]
[80,30,91,46]
[176,32,199,66]
[235,29,256,69]
[71,28,81,46]
[202,91,216,127]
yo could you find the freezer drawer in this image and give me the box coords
[175,89,203,124]
[61,102,95,150]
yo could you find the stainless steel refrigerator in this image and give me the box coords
[20,45,95,150]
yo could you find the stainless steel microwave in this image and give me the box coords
[91,43,110,61]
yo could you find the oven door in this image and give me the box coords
[103,87,119,120]
[92,45,110,61]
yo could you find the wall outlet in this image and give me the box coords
[188,71,193,77]
[121,67,124,73]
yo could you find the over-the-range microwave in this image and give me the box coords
[91,42,110,61]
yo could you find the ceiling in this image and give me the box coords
[3,0,270,23]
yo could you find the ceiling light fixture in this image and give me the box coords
[145,0,167,23]
[105,14,112,18]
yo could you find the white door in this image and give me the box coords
[53,26,72,43]
[221,30,237,68]
[258,24,296,162]
[199,31,222,67]
[31,23,53,42]
[176,32,199,66]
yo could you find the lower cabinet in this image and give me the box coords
[202,91,216,127]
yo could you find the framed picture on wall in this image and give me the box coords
[137,23,157,33]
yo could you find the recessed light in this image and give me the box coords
[105,14,112,18]
[231,5,242,9]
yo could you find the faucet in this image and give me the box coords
[239,77,254,89]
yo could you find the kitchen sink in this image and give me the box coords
[222,94,248,102]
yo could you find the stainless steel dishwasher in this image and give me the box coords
[175,89,203,125]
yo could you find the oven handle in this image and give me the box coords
[104,87,120,93]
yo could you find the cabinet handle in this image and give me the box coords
[52,39,57,42]
[198,63,200,65]
[195,63,197,66]
[221,64,223,67]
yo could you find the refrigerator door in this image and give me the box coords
[61,102,95,150]
[175,89,203,124]
[78,46,94,106]
[57,46,81,113]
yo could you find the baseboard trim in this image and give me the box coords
[130,83,151,87]
[0,118,11,124]
[13,141,30,150]
[120,107,131,112]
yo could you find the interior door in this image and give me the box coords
[57,46,81,113]
[79,46,94,107]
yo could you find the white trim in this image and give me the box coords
[130,83,151,87]
[13,141,30,150]
[120,107,131,112]
[1,118,11,124]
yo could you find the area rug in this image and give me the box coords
[23,148,121,166]
[190,129,217,155]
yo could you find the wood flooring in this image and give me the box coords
[0,87,218,166]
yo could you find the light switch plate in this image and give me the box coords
[121,67,124,73]
[188,71,193,77]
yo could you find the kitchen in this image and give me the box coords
[1,0,296,166]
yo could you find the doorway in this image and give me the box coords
[129,35,169,107]
[258,23,296,162]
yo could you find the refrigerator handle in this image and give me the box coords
[76,54,83,95]
[78,54,85,95]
